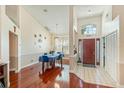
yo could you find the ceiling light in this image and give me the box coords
[43,9,48,12]
[88,9,92,15]
[44,26,50,31]
[88,9,91,13]
[55,24,58,33]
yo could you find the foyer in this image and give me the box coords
[0,5,124,88]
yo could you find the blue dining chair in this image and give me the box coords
[57,52,61,54]
[39,55,49,73]
[57,52,64,57]
[56,53,62,66]
[56,52,64,69]
[57,54,61,60]
[42,55,49,62]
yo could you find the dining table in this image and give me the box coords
[39,52,64,71]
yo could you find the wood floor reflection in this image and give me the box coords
[10,63,112,88]
[10,63,69,88]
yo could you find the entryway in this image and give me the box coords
[9,31,18,73]
[79,38,100,67]
[71,65,117,87]
[82,39,95,66]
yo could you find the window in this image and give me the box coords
[81,24,96,36]
[55,37,69,54]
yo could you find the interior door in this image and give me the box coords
[83,39,95,65]
[9,31,18,72]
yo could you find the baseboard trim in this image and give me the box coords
[21,61,39,70]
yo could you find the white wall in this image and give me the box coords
[0,6,21,65]
[100,6,112,68]
[112,5,124,86]
[6,5,20,27]
[100,5,120,83]
[101,6,112,36]
[0,5,21,87]
[20,7,52,68]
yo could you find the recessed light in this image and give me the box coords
[44,26,50,31]
[88,9,91,12]
[88,9,92,15]
[43,9,48,12]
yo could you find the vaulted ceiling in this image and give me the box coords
[75,5,111,19]
[23,5,68,36]
[23,5,111,35]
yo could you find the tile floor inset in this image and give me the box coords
[70,64,117,87]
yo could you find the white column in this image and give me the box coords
[69,6,74,57]
[69,6,78,72]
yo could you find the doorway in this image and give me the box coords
[9,31,18,72]
[82,39,95,66]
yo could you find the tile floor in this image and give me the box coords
[70,64,117,87]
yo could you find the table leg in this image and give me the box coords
[42,62,44,73]
[51,60,55,69]
[60,58,63,69]
[53,59,55,68]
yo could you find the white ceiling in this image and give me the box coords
[23,5,68,35]
[23,5,110,35]
[75,5,110,19]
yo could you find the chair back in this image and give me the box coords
[57,54,61,60]
[44,53,48,55]
[41,55,49,62]
[57,52,61,54]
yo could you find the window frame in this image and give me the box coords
[81,24,97,36]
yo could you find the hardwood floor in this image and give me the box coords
[10,63,69,88]
[10,62,112,88]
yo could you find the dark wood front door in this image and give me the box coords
[83,39,95,65]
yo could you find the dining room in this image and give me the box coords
[8,5,70,88]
